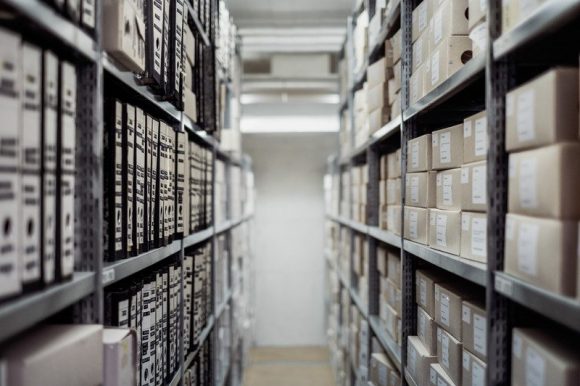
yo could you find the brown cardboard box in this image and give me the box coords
[502,0,550,35]
[463,110,488,163]
[432,124,464,170]
[406,171,437,208]
[429,362,457,386]
[387,178,402,205]
[410,64,426,104]
[184,88,197,122]
[380,204,389,229]
[462,349,487,386]
[404,206,430,245]
[461,299,487,361]
[386,278,402,314]
[412,0,430,42]
[384,303,401,344]
[391,30,402,65]
[380,155,389,180]
[408,336,438,386]
[426,36,472,93]
[367,83,389,111]
[387,250,401,288]
[369,107,390,134]
[418,305,438,356]
[0,325,103,386]
[504,213,578,296]
[378,246,388,276]
[505,68,579,152]
[436,169,462,211]
[460,212,487,263]
[437,326,463,386]
[387,78,399,106]
[388,149,402,178]
[428,0,469,49]
[103,328,137,386]
[367,58,393,87]
[408,134,432,172]
[387,205,402,235]
[512,328,580,386]
[413,33,429,73]
[468,0,487,30]
[508,143,580,219]
[391,91,401,118]
[416,269,450,317]
[435,281,479,340]
[393,60,402,92]
[370,353,394,386]
[461,161,487,212]
[380,179,387,204]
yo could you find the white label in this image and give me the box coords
[473,361,485,386]
[431,50,440,86]
[506,94,514,116]
[462,304,471,323]
[102,268,115,284]
[461,168,469,184]
[462,213,471,231]
[411,176,419,204]
[432,133,439,146]
[409,210,419,239]
[517,222,539,276]
[474,117,488,156]
[519,158,537,208]
[437,214,448,247]
[506,217,515,240]
[433,10,443,45]
[474,314,487,356]
[412,142,419,169]
[418,3,428,32]
[472,165,487,205]
[420,279,427,306]
[463,353,471,370]
[525,347,545,386]
[513,334,523,359]
[440,293,450,326]
[472,217,487,257]
[516,90,535,142]
[441,333,450,368]
[464,121,473,138]
[430,367,437,384]
[439,132,451,164]
[443,174,453,206]
[437,174,442,186]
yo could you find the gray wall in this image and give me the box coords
[243,132,337,346]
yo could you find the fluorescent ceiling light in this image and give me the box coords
[241,115,339,133]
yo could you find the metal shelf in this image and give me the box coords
[183,227,214,248]
[215,290,232,320]
[2,0,98,62]
[368,0,401,59]
[404,368,419,386]
[215,220,233,234]
[403,241,487,286]
[351,62,368,92]
[493,0,580,59]
[185,1,211,47]
[369,315,402,371]
[168,368,182,386]
[350,287,368,319]
[327,214,370,235]
[495,272,580,333]
[0,272,96,343]
[368,226,402,249]
[102,240,182,286]
[184,316,216,370]
[403,55,486,121]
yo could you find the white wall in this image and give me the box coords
[243,132,337,346]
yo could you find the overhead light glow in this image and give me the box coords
[241,115,339,133]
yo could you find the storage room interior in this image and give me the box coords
[0,0,579,386]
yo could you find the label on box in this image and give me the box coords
[414,38,424,65]
[462,168,469,184]
[409,210,418,239]
[439,132,451,164]
[412,142,419,169]
[463,353,471,369]
[480,0,488,11]
[517,222,539,275]
[516,90,535,142]
[525,348,545,386]
[462,213,471,231]
[472,217,487,257]
[420,279,427,306]
[506,217,515,240]
[472,166,486,204]
[434,10,443,45]
[437,214,448,247]
[519,158,537,208]
[431,50,440,86]
[506,94,514,116]
[440,293,450,326]
[462,304,471,323]
[443,174,453,205]
[474,314,487,356]
[442,333,450,368]
[513,334,522,358]
[411,176,419,204]
[464,121,472,137]
[475,117,488,156]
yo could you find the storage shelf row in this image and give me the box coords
[326,214,401,249]
[184,315,216,369]
[341,116,402,164]
[367,0,401,60]
[368,315,402,371]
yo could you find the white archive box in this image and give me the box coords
[461,212,487,263]
[463,110,488,163]
[429,209,461,255]
[461,161,487,212]
[432,124,463,170]
[59,61,76,174]
[124,104,135,255]
[436,168,462,211]
[103,328,137,386]
[135,108,146,251]
[428,0,469,49]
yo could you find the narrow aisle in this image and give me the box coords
[243,347,335,386]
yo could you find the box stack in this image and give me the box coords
[503,67,580,298]
[468,0,488,58]
[353,233,369,307]
[351,164,369,223]
[354,86,370,148]
[379,149,402,234]
[388,30,402,118]
[368,351,402,386]
[354,9,369,77]
[366,58,391,136]
[377,244,402,346]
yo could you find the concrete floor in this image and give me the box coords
[243,346,335,386]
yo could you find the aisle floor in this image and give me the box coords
[243,346,334,386]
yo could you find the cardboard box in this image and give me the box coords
[393,61,402,91]
[437,326,463,386]
[432,124,463,170]
[390,29,402,63]
[416,269,449,317]
[380,155,389,180]
[502,0,548,34]
[387,251,401,288]
[404,206,430,245]
[183,24,195,65]
[460,212,487,263]
[391,91,401,118]
[386,178,401,205]
[184,87,197,122]
[504,213,578,296]
[436,169,462,211]
[103,328,137,386]
[412,0,430,42]
[386,278,402,314]
[408,336,438,386]
[508,143,580,219]
[463,110,488,163]
[426,36,472,92]
[413,32,429,72]
[461,161,487,212]
[428,0,469,49]
[1,325,103,386]
[369,107,390,134]
[462,349,487,386]
[377,246,387,276]
[388,149,402,178]
[367,58,392,87]
[370,353,393,386]
[429,363,457,386]
[469,21,488,58]
[410,64,426,104]
[468,0,487,30]
[408,134,432,172]
[505,68,579,152]
[384,303,400,344]
[406,171,437,208]
[418,306,438,356]
[387,205,402,236]
[435,281,478,341]
[367,83,389,111]
[461,299,487,361]
[512,328,580,386]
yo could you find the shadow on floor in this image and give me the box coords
[243,346,335,386]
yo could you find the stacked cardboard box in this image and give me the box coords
[341,169,351,217]
[354,9,369,76]
[377,244,402,346]
[503,67,580,298]
[340,227,351,278]
[408,269,487,386]
[354,85,370,148]
[388,30,402,118]
[352,164,369,223]
[502,0,548,35]
[354,233,369,308]
[369,351,402,386]
[366,58,392,135]
[467,0,488,58]
[379,149,402,234]
[410,0,472,104]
